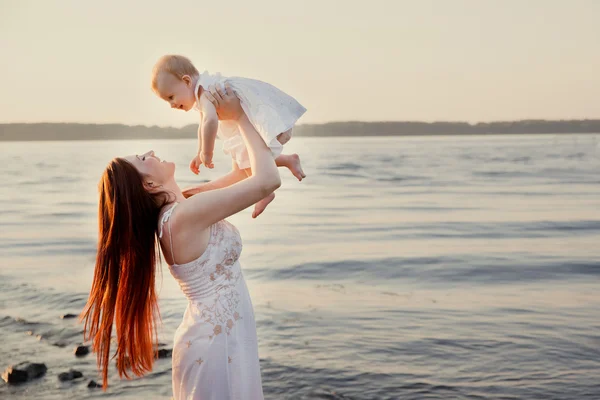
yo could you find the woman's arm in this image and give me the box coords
[176,84,280,230]
[182,160,246,198]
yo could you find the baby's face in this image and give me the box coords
[154,72,196,112]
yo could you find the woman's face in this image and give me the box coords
[124,150,175,185]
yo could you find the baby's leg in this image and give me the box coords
[276,129,293,145]
[275,154,305,181]
[274,128,305,181]
[244,168,276,219]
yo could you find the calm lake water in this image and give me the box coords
[1,135,599,399]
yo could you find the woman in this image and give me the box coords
[80,84,279,399]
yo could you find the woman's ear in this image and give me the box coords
[145,181,163,192]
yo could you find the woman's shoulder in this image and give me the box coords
[169,198,214,233]
[167,200,220,236]
[158,202,178,237]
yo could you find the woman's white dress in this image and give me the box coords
[161,204,264,399]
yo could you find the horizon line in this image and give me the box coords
[2,118,600,129]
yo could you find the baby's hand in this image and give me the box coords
[200,151,214,169]
[189,154,202,175]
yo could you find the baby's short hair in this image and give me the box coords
[151,55,199,91]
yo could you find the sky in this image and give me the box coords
[0,0,599,127]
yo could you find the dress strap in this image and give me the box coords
[159,202,179,264]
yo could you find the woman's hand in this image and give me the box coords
[204,83,244,121]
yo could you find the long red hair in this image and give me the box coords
[80,158,170,390]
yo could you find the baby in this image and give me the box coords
[151,55,306,218]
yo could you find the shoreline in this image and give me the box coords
[1,120,600,142]
[1,131,598,142]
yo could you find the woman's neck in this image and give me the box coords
[163,180,187,204]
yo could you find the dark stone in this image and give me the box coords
[2,362,47,384]
[74,345,90,356]
[1,367,27,384]
[60,314,77,319]
[156,348,172,359]
[58,369,83,382]
[87,379,101,388]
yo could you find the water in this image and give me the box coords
[1,135,599,399]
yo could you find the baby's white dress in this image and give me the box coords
[194,71,306,169]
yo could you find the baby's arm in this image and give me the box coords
[196,115,203,158]
[189,112,207,174]
[199,94,219,168]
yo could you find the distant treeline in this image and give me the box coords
[1,120,599,141]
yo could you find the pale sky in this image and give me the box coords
[1,0,598,127]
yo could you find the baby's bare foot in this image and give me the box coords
[252,192,275,218]
[275,153,306,181]
[287,154,306,181]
